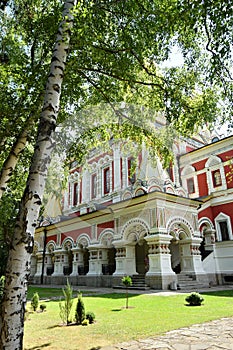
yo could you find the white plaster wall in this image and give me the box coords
[214,241,233,273]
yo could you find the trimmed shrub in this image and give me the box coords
[86,311,96,324]
[40,304,47,312]
[75,292,85,325]
[31,292,39,311]
[185,292,204,306]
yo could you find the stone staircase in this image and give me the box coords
[113,274,150,290]
[177,274,209,291]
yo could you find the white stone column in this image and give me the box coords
[87,247,108,276]
[145,234,175,276]
[113,246,127,276]
[125,244,137,275]
[70,249,85,276]
[53,250,67,276]
[179,238,206,276]
[34,252,43,278]
[113,143,121,192]
[204,228,216,251]
[70,249,78,276]
[44,253,54,276]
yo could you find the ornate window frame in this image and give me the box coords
[205,155,226,194]
[68,171,80,207]
[214,212,232,242]
[181,165,199,198]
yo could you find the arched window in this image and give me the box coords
[181,165,198,197]
[73,182,79,206]
[103,167,110,194]
[205,155,226,194]
[91,173,97,199]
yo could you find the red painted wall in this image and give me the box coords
[197,173,208,197]
[61,226,92,243]
[97,221,114,237]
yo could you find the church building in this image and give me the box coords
[32,123,233,290]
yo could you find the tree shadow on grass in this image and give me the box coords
[91,292,139,300]
[46,324,60,329]
[111,308,122,311]
[24,343,51,350]
[201,290,233,298]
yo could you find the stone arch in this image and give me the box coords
[167,217,194,274]
[45,240,56,276]
[148,177,163,188]
[177,188,186,197]
[167,216,194,239]
[99,229,116,275]
[98,154,113,166]
[46,240,56,253]
[148,185,162,193]
[76,234,91,275]
[163,179,176,194]
[205,155,222,167]
[62,237,74,250]
[99,229,114,247]
[181,165,196,176]
[134,187,147,197]
[122,218,150,243]
[76,234,91,248]
[122,190,132,200]
[61,238,74,275]
[122,218,150,275]
[198,217,214,235]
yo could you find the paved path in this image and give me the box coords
[101,317,233,350]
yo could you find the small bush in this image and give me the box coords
[185,292,204,306]
[86,311,96,324]
[40,304,47,312]
[75,292,85,325]
[31,292,39,311]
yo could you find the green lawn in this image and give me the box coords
[23,288,233,350]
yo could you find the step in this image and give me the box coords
[113,274,150,290]
[177,274,209,290]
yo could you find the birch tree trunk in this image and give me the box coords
[0,1,76,349]
[0,125,29,200]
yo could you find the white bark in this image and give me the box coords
[0,128,28,200]
[0,1,76,349]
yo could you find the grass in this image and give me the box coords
[26,286,95,300]
[23,288,233,350]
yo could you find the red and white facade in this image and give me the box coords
[32,132,233,289]
[180,135,233,285]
